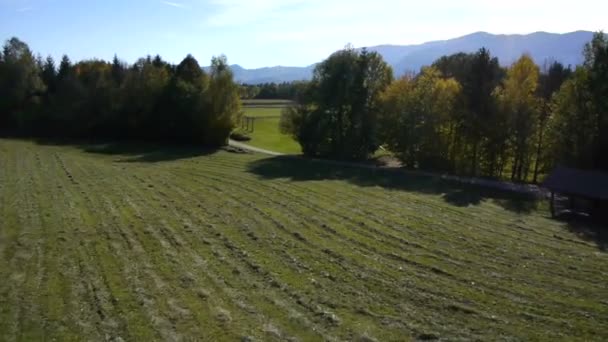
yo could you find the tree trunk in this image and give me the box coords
[511,154,519,181]
[489,146,496,178]
[533,117,545,183]
[516,148,524,182]
[471,141,478,176]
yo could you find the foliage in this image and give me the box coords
[281,47,393,160]
[240,81,309,100]
[531,61,572,182]
[548,68,597,168]
[0,37,45,132]
[379,68,461,170]
[2,32,606,177]
[381,42,608,181]
[205,55,242,145]
[0,38,241,146]
[548,31,608,172]
[495,54,540,181]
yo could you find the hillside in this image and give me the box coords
[228,31,594,83]
[388,31,592,74]
[1,139,606,341]
[229,64,316,84]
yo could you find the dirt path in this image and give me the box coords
[228,139,545,196]
[228,139,284,156]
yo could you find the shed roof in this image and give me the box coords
[542,166,608,200]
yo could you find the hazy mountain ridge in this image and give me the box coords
[389,31,593,74]
[228,64,316,84]
[226,31,595,84]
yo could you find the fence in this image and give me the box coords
[241,115,281,133]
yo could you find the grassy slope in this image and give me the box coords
[0,139,607,341]
[241,106,301,154]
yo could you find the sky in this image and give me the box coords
[1,0,606,68]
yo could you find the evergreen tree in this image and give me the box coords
[41,56,57,93]
[111,54,126,85]
[583,32,608,170]
[57,55,72,82]
[464,48,502,176]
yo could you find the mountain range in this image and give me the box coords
[228,31,594,84]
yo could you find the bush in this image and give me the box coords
[229,130,251,141]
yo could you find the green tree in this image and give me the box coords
[433,49,505,176]
[281,47,393,160]
[111,54,127,86]
[0,37,45,132]
[121,57,171,138]
[464,48,503,176]
[432,52,475,85]
[0,37,251,145]
[205,55,241,145]
[548,68,596,169]
[72,60,115,136]
[41,56,57,93]
[57,55,72,82]
[547,31,608,172]
[533,61,571,182]
[583,31,608,170]
[163,54,209,142]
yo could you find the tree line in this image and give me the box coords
[0,38,241,145]
[239,82,308,100]
[281,32,608,182]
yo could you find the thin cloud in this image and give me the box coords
[16,6,34,12]
[205,0,307,27]
[160,1,186,9]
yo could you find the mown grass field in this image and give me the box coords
[1,139,607,341]
[241,99,294,108]
[241,105,301,154]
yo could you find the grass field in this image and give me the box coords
[241,105,301,154]
[1,139,607,341]
[241,99,294,108]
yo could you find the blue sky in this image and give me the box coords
[1,0,606,68]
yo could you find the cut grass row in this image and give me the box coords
[0,139,606,341]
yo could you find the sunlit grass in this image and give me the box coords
[1,139,606,341]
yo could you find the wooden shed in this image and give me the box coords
[542,166,608,218]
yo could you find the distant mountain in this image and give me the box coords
[225,31,594,84]
[227,64,316,84]
[385,31,593,75]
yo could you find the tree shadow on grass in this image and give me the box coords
[556,212,608,251]
[83,142,219,163]
[246,156,539,214]
[34,138,220,163]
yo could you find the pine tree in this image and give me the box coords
[57,55,72,81]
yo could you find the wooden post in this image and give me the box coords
[550,192,555,217]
